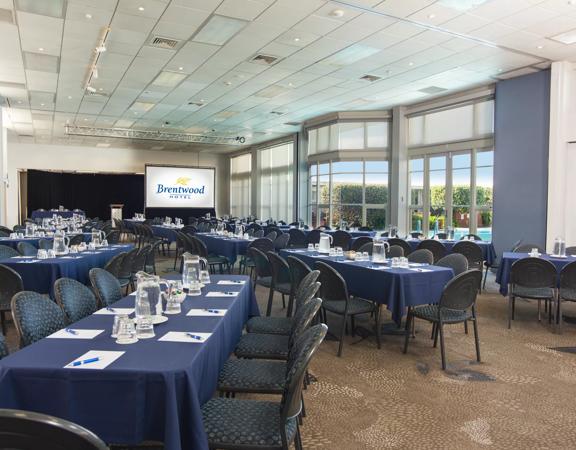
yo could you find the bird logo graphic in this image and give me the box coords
[175,177,191,186]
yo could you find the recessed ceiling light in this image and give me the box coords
[569,0,576,5]
[83,118,88,121]
[293,37,300,42]
[330,9,344,17]
[86,86,96,93]
[38,47,44,51]
[549,28,576,44]
[85,13,92,19]
[192,15,247,46]
[152,71,187,87]
[178,67,183,70]
[288,82,293,87]
[138,6,144,11]
[95,45,106,53]
[224,81,232,86]
[408,61,414,66]
[98,88,103,91]
[537,45,544,49]
[428,13,436,18]
[17,100,22,104]
[40,103,44,106]
[498,68,503,72]
[67,95,72,99]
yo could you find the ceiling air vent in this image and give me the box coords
[250,54,281,66]
[360,74,381,82]
[284,122,301,126]
[188,101,205,107]
[418,86,448,94]
[148,36,181,50]
[270,111,285,116]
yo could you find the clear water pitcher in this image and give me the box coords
[135,271,165,317]
[372,239,390,263]
[52,230,70,255]
[553,237,566,257]
[91,229,105,247]
[182,252,207,289]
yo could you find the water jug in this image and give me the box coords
[182,252,208,289]
[318,233,333,254]
[52,231,70,255]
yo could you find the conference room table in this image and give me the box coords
[31,210,85,219]
[280,249,454,324]
[195,233,252,265]
[0,274,258,450]
[0,244,132,297]
[403,239,497,265]
[151,225,183,243]
[0,232,92,250]
[496,252,576,295]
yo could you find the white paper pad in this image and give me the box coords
[187,308,227,317]
[65,350,125,369]
[48,329,104,339]
[217,280,246,285]
[94,307,135,315]
[315,254,328,258]
[12,256,34,259]
[206,291,239,297]
[16,259,40,263]
[408,268,433,272]
[370,265,392,270]
[158,331,212,343]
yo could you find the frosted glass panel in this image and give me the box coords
[259,142,294,221]
[339,123,364,149]
[366,122,388,148]
[425,105,474,143]
[409,116,424,146]
[230,153,252,217]
[308,129,317,155]
[317,126,329,152]
[475,100,494,135]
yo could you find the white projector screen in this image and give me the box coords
[145,165,215,209]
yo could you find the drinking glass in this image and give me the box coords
[314,243,320,251]
[189,279,202,296]
[111,313,128,338]
[362,252,369,261]
[200,270,211,284]
[101,239,108,247]
[136,315,155,339]
[47,249,56,258]
[37,249,47,259]
[165,297,181,315]
[307,244,314,252]
[116,316,137,344]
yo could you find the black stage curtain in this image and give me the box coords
[27,170,217,221]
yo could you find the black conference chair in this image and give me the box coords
[417,239,447,263]
[306,229,321,245]
[435,254,469,277]
[403,270,482,370]
[287,229,307,248]
[407,249,434,265]
[285,256,313,317]
[17,241,37,256]
[0,409,108,450]
[387,238,412,256]
[351,236,372,251]
[508,258,557,328]
[461,233,483,241]
[387,245,404,258]
[89,268,123,307]
[452,240,484,272]
[332,230,352,250]
[274,233,290,252]
[0,264,23,334]
[54,278,98,324]
[266,252,292,316]
[558,261,576,331]
[0,245,20,259]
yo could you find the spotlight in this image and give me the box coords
[235,136,246,144]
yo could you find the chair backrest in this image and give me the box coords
[253,229,264,238]
[118,248,139,279]
[54,278,98,323]
[105,230,121,244]
[103,252,126,277]
[306,229,321,245]
[439,270,482,311]
[69,234,84,246]
[560,260,576,289]
[89,268,123,307]
[514,244,545,254]
[387,245,404,258]
[274,233,290,251]
[358,226,372,231]
[417,240,447,263]
[565,246,576,256]
[289,297,322,348]
[181,225,197,234]
[281,323,327,429]
[407,249,434,264]
[12,291,66,347]
[0,244,20,259]
[288,229,307,248]
[247,237,275,254]
[461,233,483,241]
[0,409,109,450]
[435,253,469,277]
[452,240,483,269]
[510,257,557,288]
[332,230,352,250]
[17,241,37,256]
[351,236,372,251]
[190,236,209,258]
[0,333,7,360]
[294,280,321,312]
[131,245,149,273]
[315,261,348,303]
[435,232,448,239]
[287,256,312,296]
[247,248,271,278]
[267,252,291,286]
[0,264,24,311]
[265,231,278,241]
[387,238,412,256]
[357,242,373,255]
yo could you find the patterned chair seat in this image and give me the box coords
[218,359,286,393]
[412,305,472,324]
[274,282,291,295]
[511,285,554,299]
[246,317,292,335]
[256,276,272,288]
[235,333,289,360]
[201,398,296,449]
[323,297,374,315]
[560,287,576,301]
[0,333,8,359]
[208,254,229,265]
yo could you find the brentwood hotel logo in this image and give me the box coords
[156,177,205,199]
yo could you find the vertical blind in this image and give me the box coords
[230,153,251,217]
[259,142,294,221]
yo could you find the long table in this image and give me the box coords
[404,239,497,265]
[151,225,182,243]
[496,252,576,295]
[0,244,132,296]
[195,233,252,265]
[280,249,453,323]
[0,233,92,250]
[31,210,85,219]
[0,274,258,450]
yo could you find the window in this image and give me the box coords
[230,154,251,217]
[309,160,388,229]
[259,142,294,221]
[308,121,389,154]
[408,149,494,240]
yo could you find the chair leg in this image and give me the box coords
[430,323,436,339]
[508,295,513,329]
[472,317,481,362]
[403,311,413,354]
[374,305,382,350]
[287,294,295,318]
[281,294,286,309]
[483,265,489,290]
[337,314,347,357]
[537,299,541,322]
[464,320,468,334]
[0,311,5,335]
[266,287,275,316]
[438,321,447,370]
[350,315,356,337]
[433,323,439,348]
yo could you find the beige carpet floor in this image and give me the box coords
[4,251,576,449]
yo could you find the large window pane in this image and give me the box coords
[452,153,471,236]
[366,122,388,148]
[365,173,387,204]
[366,161,388,172]
[230,153,251,217]
[332,173,362,204]
[429,156,446,236]
[318,175,330,204]
[332,161,363,173]
[476,150,493,241]
[367,208,386,229]
[338,123,365,149]
[259,142,293,221]
[332,204,362,228]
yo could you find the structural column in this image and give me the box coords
[0,108,7,226]
[389,106,408,234]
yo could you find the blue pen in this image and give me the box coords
[204,309,220,314]
[186,333,203,340]
[224,291,236,295]
[65,328,78,335]
[72,357,100,367]
[106,307,116,313]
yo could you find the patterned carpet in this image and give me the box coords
[4,253,576,449]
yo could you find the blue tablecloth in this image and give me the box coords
[0,274,258,450]
[404,239,497,265]
[196,233,251,265]
[0,233,91,250]
[0,244,132,296]
[280,249,453,324]
[31,210,85,219]
[495,252,576,295]
[152,225,182,243]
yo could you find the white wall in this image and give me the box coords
[5,142,230,227]
[547,61,576,250]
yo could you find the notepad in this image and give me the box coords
[206,291,239,297]
[370,265,392,270]
[187,309,227,317]
[12,256,34,259]
[17,259,40,263]
[65,350,125,369]
[217,280,246,285]
[48,329,104,339]
[158,331,212,343]
[94,307,135,315]
[408,268,433,272]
